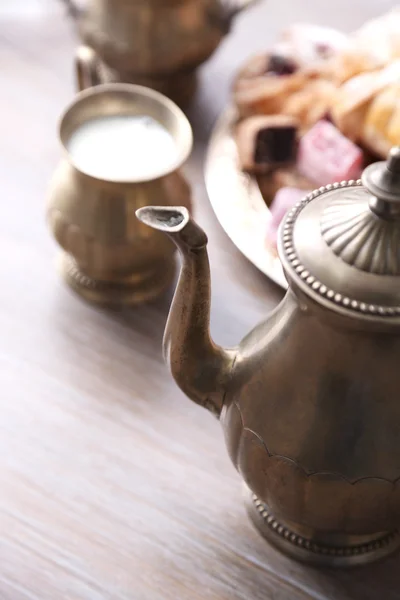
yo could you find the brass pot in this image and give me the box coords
[74,0,258,106]
[137,149,400,567]
[47,83,192,305]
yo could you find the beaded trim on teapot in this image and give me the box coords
[251,494,400,558]
[282,180,400,317]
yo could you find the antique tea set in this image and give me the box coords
[48,0,400,569]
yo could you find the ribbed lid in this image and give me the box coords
[279,147,400,320]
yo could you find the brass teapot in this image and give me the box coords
[137,148,400,568]
[75,0,258,106]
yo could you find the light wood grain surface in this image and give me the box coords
[1,1,400,598]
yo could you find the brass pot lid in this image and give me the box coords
[279,147,400,319]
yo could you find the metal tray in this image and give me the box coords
[205,107,287,289]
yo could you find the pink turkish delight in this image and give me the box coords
[266,187,311,247]
[297,120,363,186]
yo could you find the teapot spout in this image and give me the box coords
[136,206,236,416]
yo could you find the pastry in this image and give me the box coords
[353,8,400,64]
[234,11,400,141]
[330,70,379,140]
[236,115,298,173]
[232,25,345,119]
[322,46,386,85]
[297,120,363,186]
[233,68,310,118]
[331,59,400,141]
[323,9,400,84]
[362,83,400,156]
[233,52,298,92]
[281,79,337,131]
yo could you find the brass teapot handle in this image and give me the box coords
[75,45,101,91]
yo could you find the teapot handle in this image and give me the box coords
[75,45,101,91]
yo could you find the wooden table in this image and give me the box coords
[1,1,399,598]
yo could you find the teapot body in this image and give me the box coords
[79,0,228,73]
[222,291,400,563]
[76,0,236,105]
[135,164,400,566]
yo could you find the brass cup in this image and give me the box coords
[47,83,193,305]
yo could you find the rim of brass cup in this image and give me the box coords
[59,82,193,182]
[47,83,193,306]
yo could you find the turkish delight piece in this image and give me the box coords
[236,115,298,174]
[297,120,363,186]
[266,187,311,247]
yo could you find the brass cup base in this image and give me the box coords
[59,253,176,306]
[244,488,400,567]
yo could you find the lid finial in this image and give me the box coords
[388,146,400,172]
[362,146,400,218]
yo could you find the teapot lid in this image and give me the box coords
[279,147,400,320]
